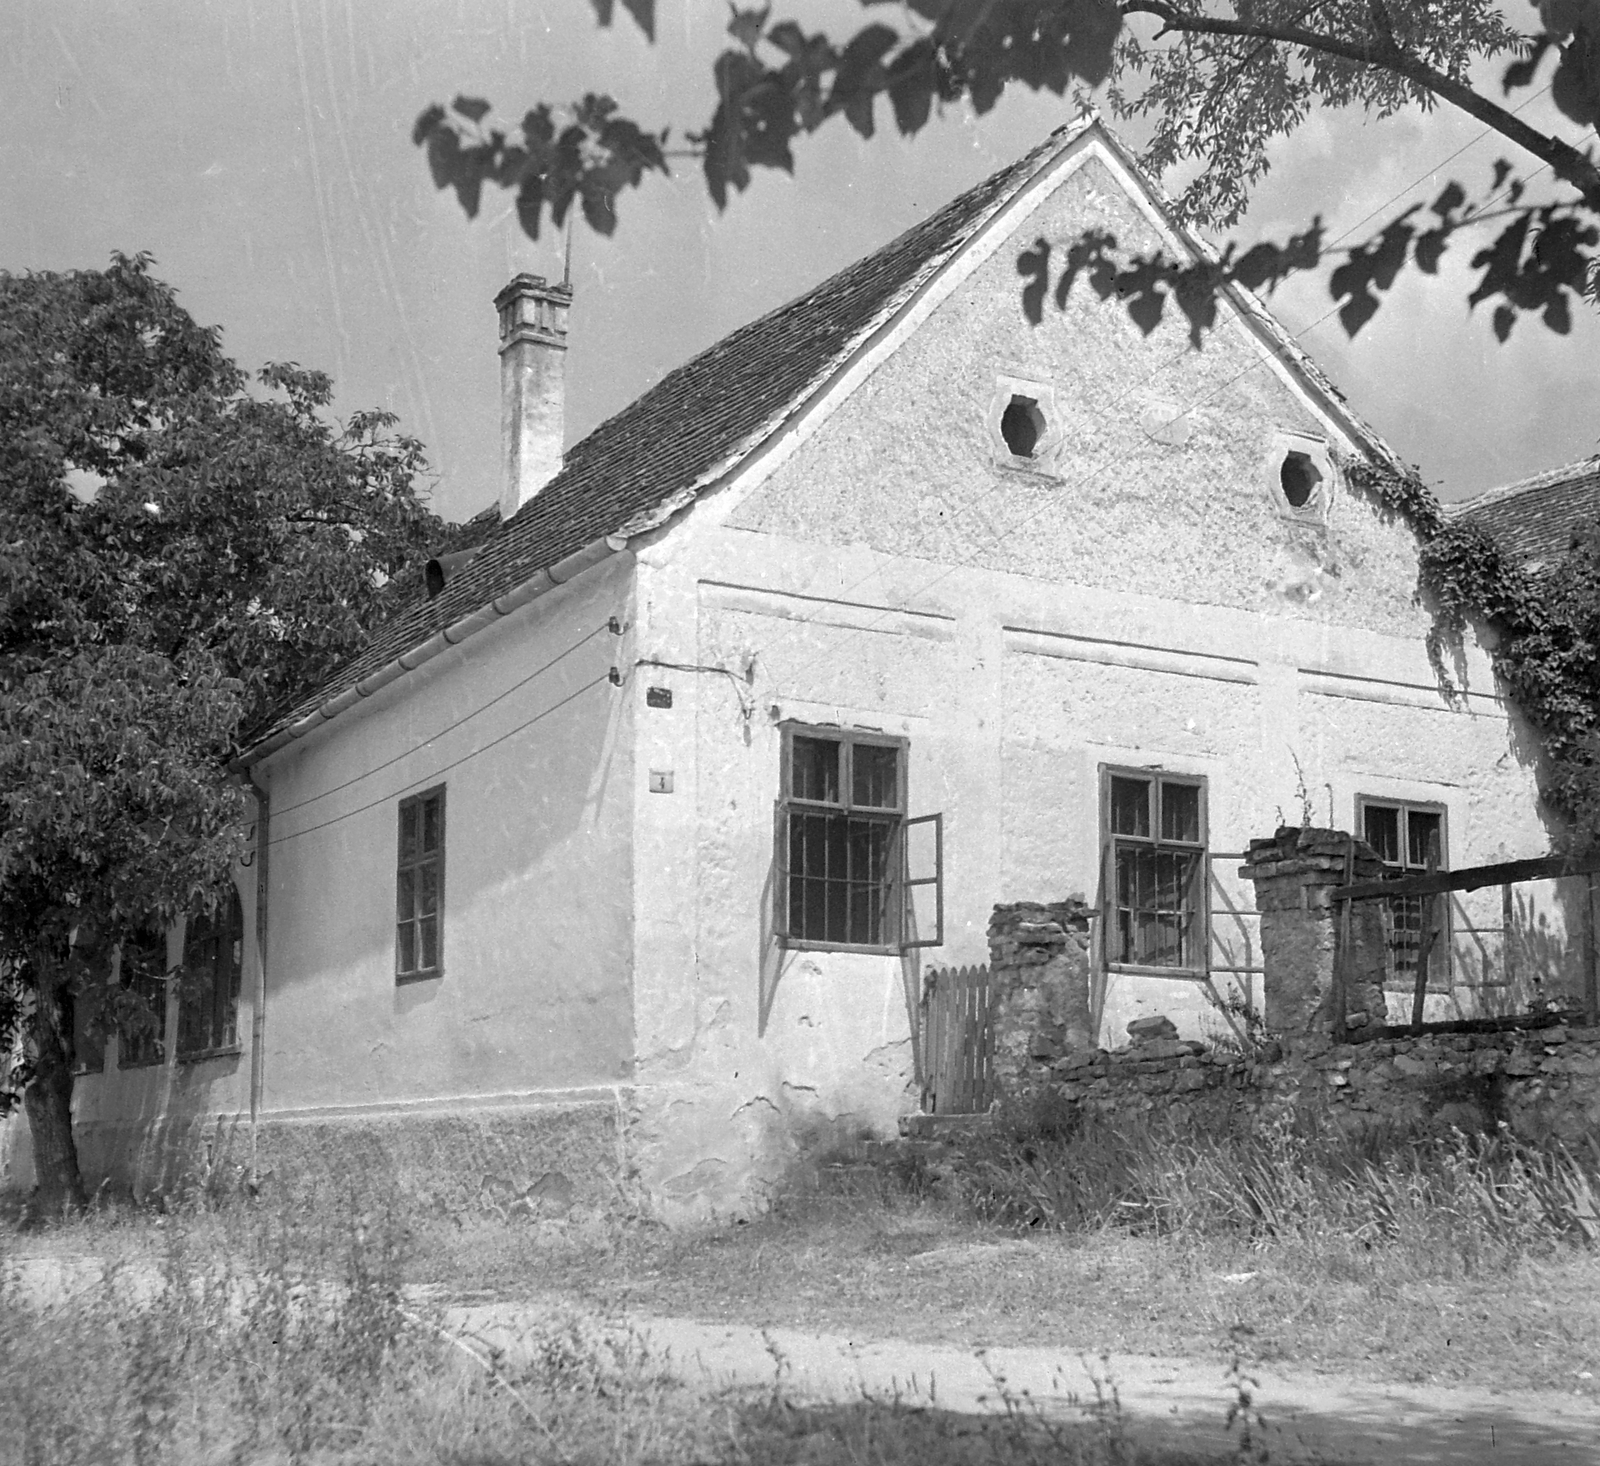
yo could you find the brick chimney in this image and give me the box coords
[494,273,571,522]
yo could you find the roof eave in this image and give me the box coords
[235,531,624,770]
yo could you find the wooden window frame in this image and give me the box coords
[396,785,447,984]
[1356,795,1451,992]
[178,889,245,1062]
[1101,765,1209,978]
[775,724,909,955]
[115,931,171,1070]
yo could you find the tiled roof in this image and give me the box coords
[1445,457,1600,569]
[246,125,1082,756]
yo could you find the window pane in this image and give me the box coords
[397,868,415,922]
[399,803,419,861]
[419,917,439,971]
[1407,811,1443,870]
[852,744,900,810]
[397,922,416,974]
[791,736,841,804]
[1364,805,1400,864]
[1160,782,1201,843]
[1109,776,1150,837]
[421,795,441,854]
[1114,844,1200,967]
[418,864,438,917]
[846,818,892,944]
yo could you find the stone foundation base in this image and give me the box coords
[3,1092,633,1221]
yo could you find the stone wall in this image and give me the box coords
[1008,825,1600,1145]
[987,900,1092,1104]
[1242,826,1389,1038]
[1047,1021,1600,1143]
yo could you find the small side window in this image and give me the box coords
[397,786,446,983]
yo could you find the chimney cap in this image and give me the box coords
[494,273,573,310]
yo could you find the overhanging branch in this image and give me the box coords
[1122,1,1600,204]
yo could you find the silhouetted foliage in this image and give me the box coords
[0,255,444,1209]
[416,1,1600,343]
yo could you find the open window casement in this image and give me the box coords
[900,812,944,950]
[772,724,943,953]
[773,800,945,951]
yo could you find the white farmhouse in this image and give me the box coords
[5,120,1558,1218]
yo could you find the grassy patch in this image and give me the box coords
[402,1115,1600,1398]
[2,1189,1228,1465]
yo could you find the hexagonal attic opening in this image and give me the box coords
[1000,394,1046,459]
[1279,450,1324,509]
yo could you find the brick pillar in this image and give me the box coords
[1240,827,1388,1043]
[987,900,1093,1102]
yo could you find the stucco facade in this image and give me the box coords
[1,123,1566,1218]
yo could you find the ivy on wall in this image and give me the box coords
[1344,455,1600,851]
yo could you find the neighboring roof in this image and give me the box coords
[1444,457,1600,569]
[243,117,1404,764]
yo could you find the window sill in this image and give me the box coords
[178,1045,242,1065]
[117,1056,166,1070]
[1105,963,1208,980]
[396,969,444,986]
[779,939,901,957]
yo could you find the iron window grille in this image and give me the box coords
[1358,797,1449,991]
[396,786,446,983]
[774,726,942,953]
[178,888,244,1059]
[1102,767,1208,974]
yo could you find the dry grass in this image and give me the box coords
[405,1116,1600,1399]
[0,1185,1222,1466]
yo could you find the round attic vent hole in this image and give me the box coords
[1001,395,1045,458]
[1280,450,1323,508]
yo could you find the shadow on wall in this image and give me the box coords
[1450,880,1593,1020]
[265,633,626,1003]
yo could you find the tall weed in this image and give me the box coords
[964,1107,1600,1278]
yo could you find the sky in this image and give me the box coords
[4,0,1598,525]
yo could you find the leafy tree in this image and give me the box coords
[0,255,443,1212]
[414,1,1600,345]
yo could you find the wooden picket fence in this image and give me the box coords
[921,964,994,1114]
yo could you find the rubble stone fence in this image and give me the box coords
[982,827,1600,1144]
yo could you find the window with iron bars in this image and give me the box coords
[1359,797,1449,991]
[178,888,244,1059]
[772,725,945,954]
[1102,768,1208,973]
[775,728,906,950]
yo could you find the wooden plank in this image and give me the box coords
[1410,892,1437,1031]
[1587,876,1599,1028]
[1333,849,1600,903]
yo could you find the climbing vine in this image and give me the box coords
[1355,454,1600,853]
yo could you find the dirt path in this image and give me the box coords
[449,1301,1600,1464]
[11,1256,1597,1461]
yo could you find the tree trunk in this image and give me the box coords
[24,979,88,1215]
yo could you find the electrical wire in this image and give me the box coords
[264,669,616,850]
[262,621,614,823]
